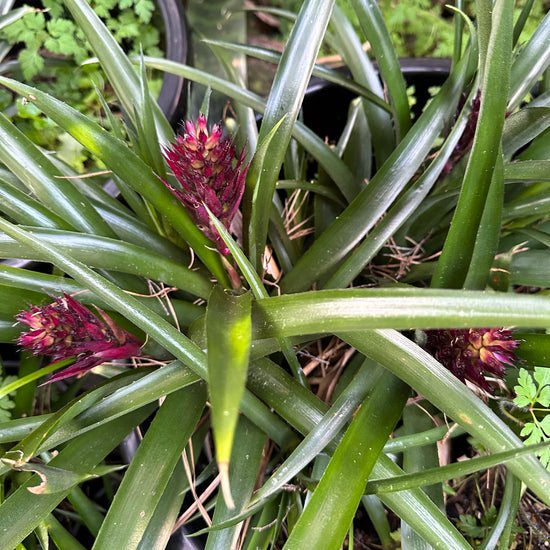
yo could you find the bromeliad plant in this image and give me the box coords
[0,0,550,548]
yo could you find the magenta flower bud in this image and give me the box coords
[162,114,248,256]
[17,294,142,383]
[424,328,520,391]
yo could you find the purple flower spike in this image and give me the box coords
[424,328,520,391]
[17,294,142,383]
[163,114,248,256]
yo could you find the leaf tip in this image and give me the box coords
[218,461,235,510]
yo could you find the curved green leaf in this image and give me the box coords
[349,0,411,140]
[478,471,521,550]
[93,383,206,550]
[0,369,151,476]
[251,288,550,340]
[0,228,213,299]
[503,190,550,219]
[339,329,550,506]
[432,0,514,288]
[511,250,550,287]
[207,195,308,386]
[502,107,550,159]
[0,175,73,230]
[245,0,336,270]
[201,39,391,114]
[509,10,550,110]
[504,160,550,182]
[328,3,395,165]
[366,441,550,494]
[282,372,408,550]
[463,146,504,289]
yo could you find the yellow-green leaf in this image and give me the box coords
[206,285,252,508]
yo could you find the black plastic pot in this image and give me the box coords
[7,0,189,125]
[302,57,452,141]
[157,0,190,126]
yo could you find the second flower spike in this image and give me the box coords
[17,294,143,383]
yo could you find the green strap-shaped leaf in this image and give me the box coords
[202,39,391,113]
[92,383,207,550]
[400,403,443,548]
[509,9,550,109]
[0,228,213,299]
[0,404,154,550]
[250,288,550,339]
[0,460,124,495]
[244,0,336,271]
[136,460,190,550]
[206,285,252,508]
[432,0,514,288]
[503,190,550,220]
[349,0,411,140]
[463,145,504,289]
[328,3,395,166]
[366,440,550,494]
[207,204,308,386]
[282,370,410,550]
[478,471,521,550]
[339,329,550,507]
[86,196,192,262]
[502,107,550,159]
[45,513,87,550]
[504,159,550,182]
[511,250,550,287]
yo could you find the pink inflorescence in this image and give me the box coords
[162,114,248,256]
[424,328,520,391]
[17,293,142,383]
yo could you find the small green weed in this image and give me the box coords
[0,0,163,169]
[513,367,550,468]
